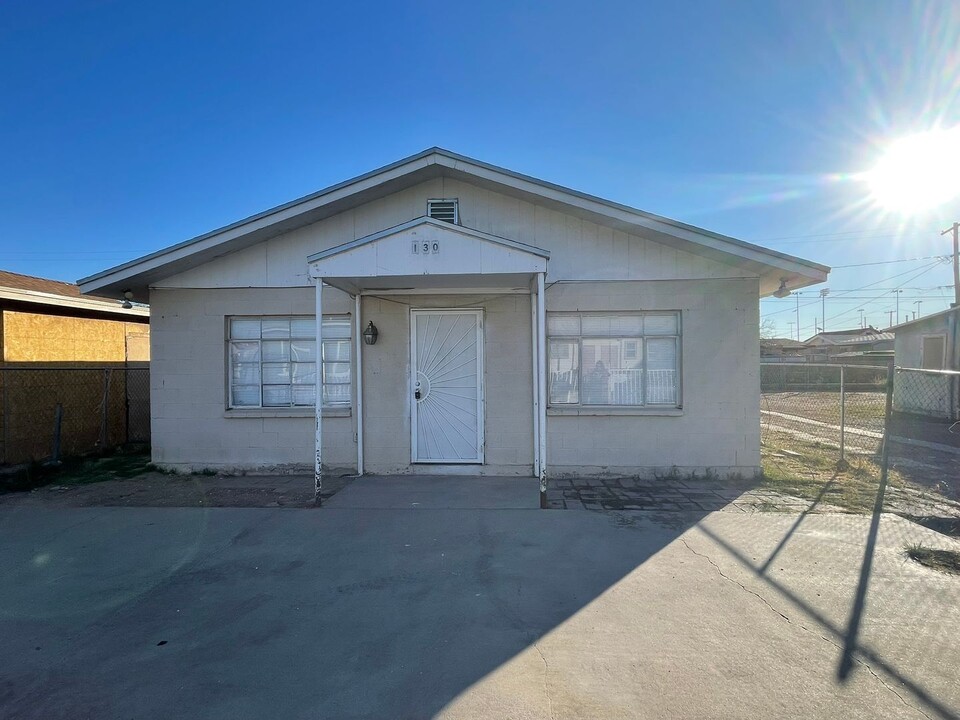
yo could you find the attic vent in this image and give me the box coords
[427,198,459,224]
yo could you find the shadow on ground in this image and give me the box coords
[0,474,958,719]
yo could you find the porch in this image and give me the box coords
[306,217,551,504]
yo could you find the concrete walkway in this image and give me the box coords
[325,475,540,509]
[0,502,958,719]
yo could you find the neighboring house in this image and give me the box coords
[800,327,893,363]
[78,148,827,487]
[0,270,149,364]
[760,337,805,362]
[891,306,959,420]
[0,270,150,465]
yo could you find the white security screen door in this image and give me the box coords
[411,309,484,463]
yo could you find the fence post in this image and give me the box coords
[98,368,111,450]
[1,369,7,466]
[51,403,63,463]
[878,362,895,498]
[838,365,847,469]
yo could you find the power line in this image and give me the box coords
[760,260,943,319]
[831,255,950,269]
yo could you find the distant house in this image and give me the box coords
[890,307,959,420]
[760,337,805,362]
[0,270,149,365]
[800,326,893,364]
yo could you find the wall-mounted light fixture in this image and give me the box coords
[362,321,379,345]
[121,289,134,309]
[772,279,791,298]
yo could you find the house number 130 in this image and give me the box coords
[412,241,440,254]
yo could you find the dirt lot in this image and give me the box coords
[763,391,887,438]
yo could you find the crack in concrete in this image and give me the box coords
[679,537,935,720]
[533,641,554,720]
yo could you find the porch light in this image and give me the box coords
[362,321,379,345]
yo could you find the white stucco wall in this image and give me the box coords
[148,177,763,477]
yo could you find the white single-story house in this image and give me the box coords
[891,306,960,419]
[78,148,828,502]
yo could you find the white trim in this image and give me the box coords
[307,216,550,265]
[360,287,530,296]
[355,293,364,475]
[223,407,350,418]
[0,287,149,317]
[410,308,485,464]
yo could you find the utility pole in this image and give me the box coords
[914,300,923,319]
[820,288,829,332]
[894,289,902,324]
[795,293,800,341]
[887,309,894,328]
[859,309,865,328]
[788,320,794,340]
[942,222,959,307]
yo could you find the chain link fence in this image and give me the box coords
[762,362,960,505]
[761,363,889,461]
[0,366,150,466]
[891,366,960,449]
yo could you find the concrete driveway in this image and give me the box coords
[1,481,958,719]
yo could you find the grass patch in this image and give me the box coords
[0,448,152,493]
[761,431,902,513]
[904,543,960,575]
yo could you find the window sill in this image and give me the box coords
[224,407,352,419]
[547,406,683,417]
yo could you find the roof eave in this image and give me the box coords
[78,147,827,297]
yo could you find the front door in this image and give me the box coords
[410,309,484,463]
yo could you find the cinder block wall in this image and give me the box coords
[149,287,356,473]
[544,277,761,478]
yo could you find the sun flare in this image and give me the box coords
[867,127,960,214]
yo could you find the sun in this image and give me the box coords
[866,126,960,214]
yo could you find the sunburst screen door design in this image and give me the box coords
[410,309,484,463]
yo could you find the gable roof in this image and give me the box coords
[804,327,893,346]
[0,269,149,318]
[78,147,829,299]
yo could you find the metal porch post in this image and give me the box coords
[537,272,547,507]
[314,279,324,505]
[354,292,364,476]
[531,283,540,480]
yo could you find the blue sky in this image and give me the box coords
[1,0,958,338]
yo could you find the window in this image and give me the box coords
[427,198,459,223]
[921,334,946,370]
[228,316,351,408]
[547,312,680,407]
